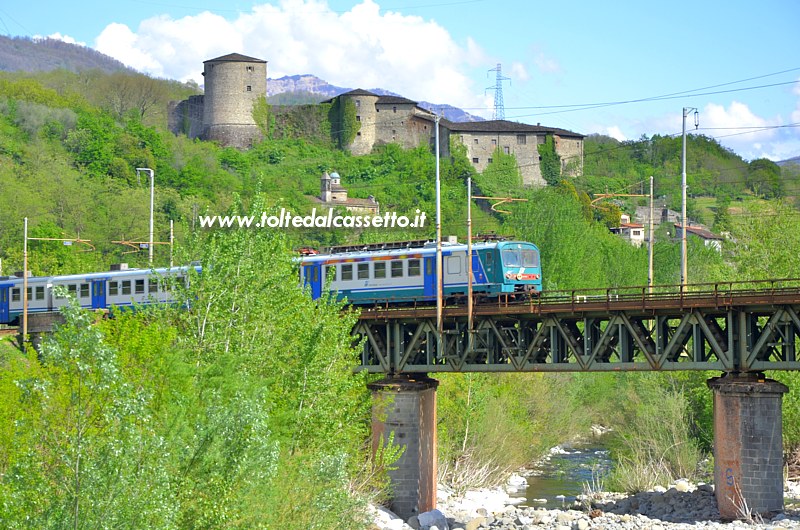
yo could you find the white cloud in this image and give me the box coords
[606,126,626,141]
[35,32,86,46]
[92,0,483,109]
[510,62,529,82]
[532,50,560,74]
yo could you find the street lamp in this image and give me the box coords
[136,168,155,266]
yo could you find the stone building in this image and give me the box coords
[329,89,450,157]
[169,53,267,148]
[445,120,584,186]
[327,91,583,186]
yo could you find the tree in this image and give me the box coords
[747,158,782,198]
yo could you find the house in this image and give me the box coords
[611,214,645,247]
[674,224,724,251]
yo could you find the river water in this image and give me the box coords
[521,439,613,510]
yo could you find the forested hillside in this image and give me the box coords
[2,66,800,528]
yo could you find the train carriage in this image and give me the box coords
[0,266,196,325]
[299,239,542,304]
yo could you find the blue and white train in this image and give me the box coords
[0,266,196,324]
[299,239,542,304]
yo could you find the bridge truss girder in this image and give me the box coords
[353,305,800,373]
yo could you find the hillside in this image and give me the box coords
[0,35,133,74]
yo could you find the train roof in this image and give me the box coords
[0,265,198,286]
[300,240,538,263]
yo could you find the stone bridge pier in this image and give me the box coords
[708,373,788,520]
[368,375,438,521]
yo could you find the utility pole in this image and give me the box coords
[435,114,443,345]
[486,64,510,120]
[681,107,698,288]
[22,217,28,343]
[136,168,155,267]
[648,176,654,293]
[467,177,473,334]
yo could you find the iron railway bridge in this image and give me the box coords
[353,278,800,374]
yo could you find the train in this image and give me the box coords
[299,238,542,304]
[0,265,197,325]
[0,239,542,325]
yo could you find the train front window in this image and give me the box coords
[502,250,520,267]
[521,249,539,267]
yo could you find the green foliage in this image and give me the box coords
[473,148,521,195]
[538,135,561,186]
[252,95,272,139]
[328,96,359,148]
[747,158,783,198]
[605,375,703,493]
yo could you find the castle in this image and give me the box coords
[169,53,584,185]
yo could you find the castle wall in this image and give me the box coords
[168,95,204,138]
[555,134,584,176]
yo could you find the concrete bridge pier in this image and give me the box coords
[707,373,788,520]
[367,374,438,521]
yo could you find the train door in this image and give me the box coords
[423,256,436,298]
[0,285,9,323]
[304,265,322,300]
[90,279,106,309]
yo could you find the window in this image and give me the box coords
[326,265,337,281]
[502,250,521,267]
[517,134,527,145]
[149,279,158,293]
[408,259,421,277]
[356,115,361,121]
[246,85,252,92]
[341,264,353,281]
[122,280,131,295]
[521,250,540,267]
[35,286,45,300]
[632,230,642,237]
[135,279,145,294]
[246,66,254,72]
[68,284,77,296]
[392,106,397,113]
[474,138,479,145]
[447,256,461,275]
[488,158,493,164]
[391,261,403,278]
[26,287,31,301]
[109,281,118,296]
[357,131,362,136]
[472,157,479,164]
[11,288,20,302]
[80,283,89,298]
[492,138,497,146]
[357,263,369,280]
[374,262,386,279]
[355,100,360,108]
[503,146,510,155]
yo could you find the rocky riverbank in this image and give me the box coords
[370,478,800,530]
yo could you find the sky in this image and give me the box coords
[2,0,800,161]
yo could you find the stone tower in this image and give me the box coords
[201,53,267,148]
